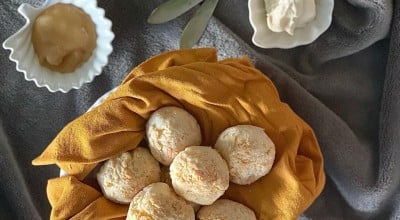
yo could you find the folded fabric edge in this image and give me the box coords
[122,47,219,83]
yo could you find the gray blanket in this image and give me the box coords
[0,0,398,219]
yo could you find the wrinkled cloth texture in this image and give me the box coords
[0,0,398,219]
[32,48,325,219]
[46,176,127,220]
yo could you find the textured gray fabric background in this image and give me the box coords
[0,0,398,219]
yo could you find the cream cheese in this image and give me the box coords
[265,0,316,35]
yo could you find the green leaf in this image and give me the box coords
[148,0,203,24]
[179,0,219,49]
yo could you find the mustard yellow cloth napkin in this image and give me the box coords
[33,48,325,219]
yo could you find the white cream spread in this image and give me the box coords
[265,0,316,35]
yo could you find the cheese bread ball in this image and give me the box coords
[197,199,257,220]
[170,146,229,205]
[146,106,202,166]
[160,166,201,212]
[126,182,195,220]
[97,147,160,204]
[215,125,275,185]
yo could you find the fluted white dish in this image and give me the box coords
[248,0,334,49]
[2,0,114,93]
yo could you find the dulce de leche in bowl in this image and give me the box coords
[32,3,97,73]
[2,0,114,93]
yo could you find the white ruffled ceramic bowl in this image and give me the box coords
[248,0,334,49]
[2,0,114,93]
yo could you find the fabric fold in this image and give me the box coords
[47,176,128,220]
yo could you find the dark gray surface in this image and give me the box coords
[0,0,398,219]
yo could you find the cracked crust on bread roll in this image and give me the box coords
[215,125,276,185]
[96,147,160,204]
[146,106,202,166]
[170,146,229,205]
[126,182,195,220]
[197,199,257,220]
